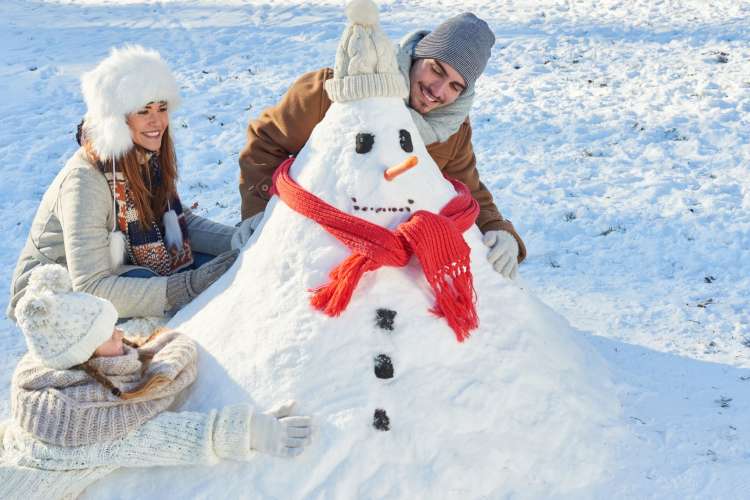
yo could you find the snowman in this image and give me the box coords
[87,1,623,498]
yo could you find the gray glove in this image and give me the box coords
[483,230,519,279]
[231,212,264,250]
[250,400,312,458]
[166,249,239,309]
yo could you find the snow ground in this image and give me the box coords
[0,0,749,497]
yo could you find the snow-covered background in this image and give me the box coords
[1,0,749,497]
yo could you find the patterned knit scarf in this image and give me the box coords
[101,154,193,275]
[273,157,480,341]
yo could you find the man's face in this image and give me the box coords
[408,58,466,114]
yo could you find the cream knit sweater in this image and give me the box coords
[0,405,254,499]
[0,331,256,499]
[11,330,197,447]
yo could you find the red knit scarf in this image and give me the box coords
[272,157,480,342]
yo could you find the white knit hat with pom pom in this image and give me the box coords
[324,0,408,102]
[15,265,118,370]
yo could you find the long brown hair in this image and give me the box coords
[84,129,179,229]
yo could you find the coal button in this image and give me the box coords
[374,354,394,379]
[375,308,396,331]
[373,409,390,431]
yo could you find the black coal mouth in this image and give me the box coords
[351,197,415,214]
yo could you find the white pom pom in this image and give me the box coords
[16,296,51,331]
[109,230,127,269]
[346,0,380,26]
[162,209,183,252]
[27,264,72,294]
[24,298,50,317]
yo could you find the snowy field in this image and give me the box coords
[1,0,749,498]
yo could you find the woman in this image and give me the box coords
[1,265,310,499]
[7,45,257,321]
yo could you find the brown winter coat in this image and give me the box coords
[238,68,526,262]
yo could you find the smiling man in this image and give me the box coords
[238,13,526,278]
[408,58,465,114]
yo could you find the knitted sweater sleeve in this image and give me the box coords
[54,165,169,317]
[5,406,253,471]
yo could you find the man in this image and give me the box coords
[238,13,526,278]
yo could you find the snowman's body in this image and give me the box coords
[86,98,621,499]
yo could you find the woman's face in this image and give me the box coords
[93,327,125,358]
[126,101,169,152]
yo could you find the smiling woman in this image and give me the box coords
[127,101,169,152]
[6,45,255,322]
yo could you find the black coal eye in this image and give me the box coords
[399,129,413,153]
[356,133,374,154]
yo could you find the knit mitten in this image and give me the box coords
[166,249,239,309]
[249,400,312,458]
[483,230,519,279]
[213,404,253,461]
[231,212,264,250]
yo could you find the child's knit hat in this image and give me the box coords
[14,265,118,369]
[324,0,408,102]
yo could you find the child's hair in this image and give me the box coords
[122,337,140,349]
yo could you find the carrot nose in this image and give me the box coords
[384,156,418,181]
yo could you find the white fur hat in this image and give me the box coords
[324,0,408,102]
[81,45,181,159]
[15,265,118,370]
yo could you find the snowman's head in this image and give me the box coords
[290,97,457,229]
[280,0,458,229]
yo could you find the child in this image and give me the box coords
[0,264,311,499]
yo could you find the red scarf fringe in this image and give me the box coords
[273,157,480,342]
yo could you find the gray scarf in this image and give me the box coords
[396,30,475,145]
[11,330,197,447]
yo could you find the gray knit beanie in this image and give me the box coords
[414,13,495,91]
[325,0,408,103]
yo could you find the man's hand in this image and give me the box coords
[483,230,519,279]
